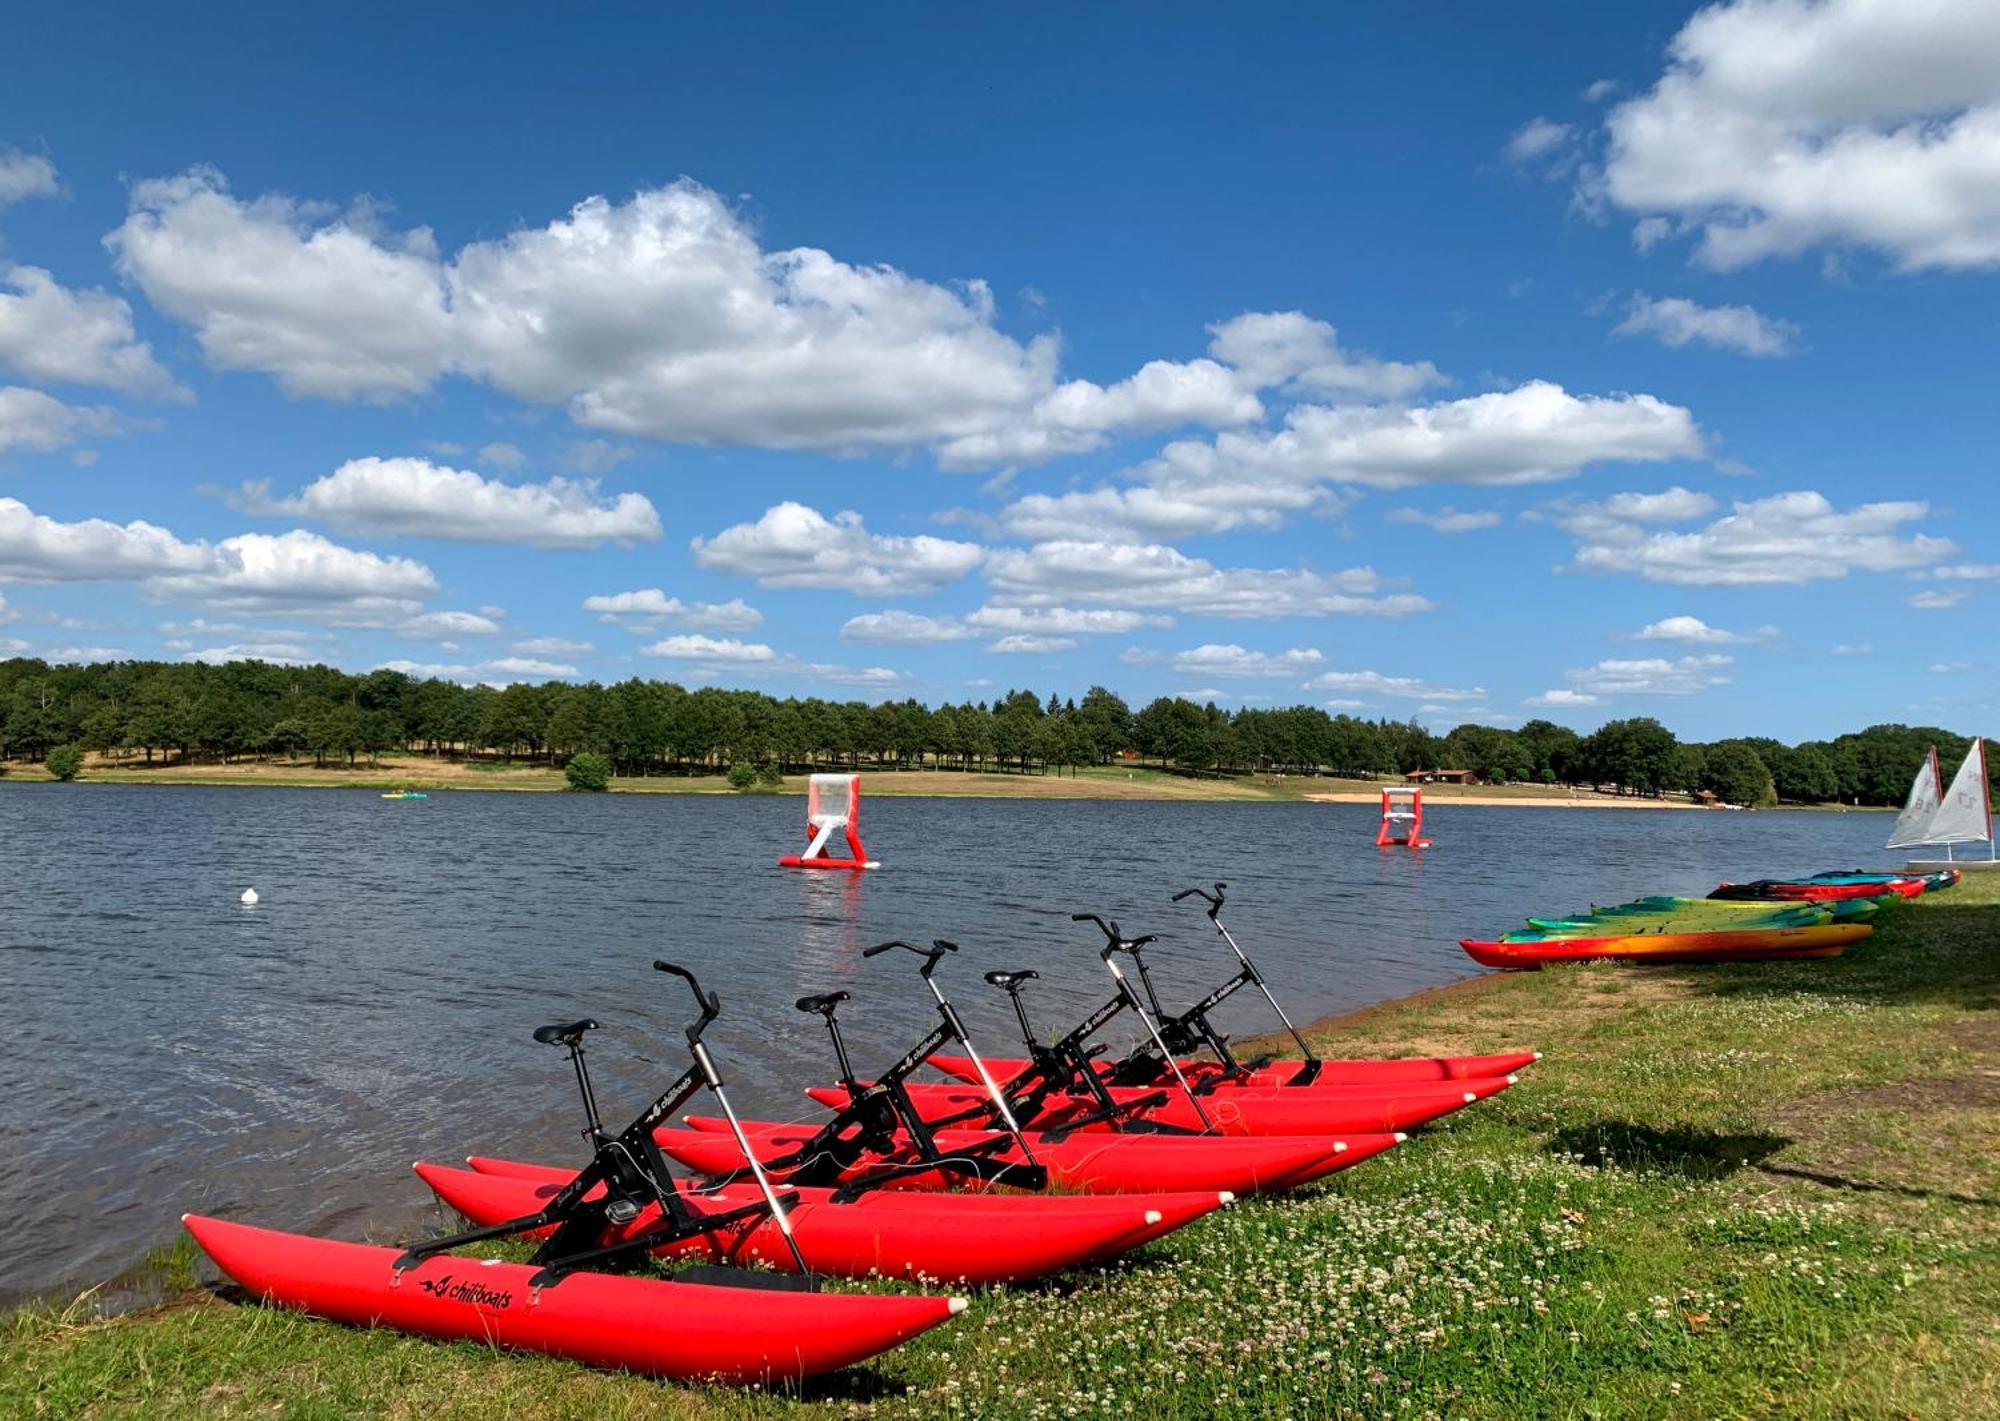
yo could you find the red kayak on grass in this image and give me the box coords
[1710,877,1923,901]
[928,1050,1539,1090]
[804,1076,1510,1136]
[183,1213,961,1383]
[426,1159,1229,1285]
[658,1119,1402,1196]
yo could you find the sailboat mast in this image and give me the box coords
[1983,738,1995,861]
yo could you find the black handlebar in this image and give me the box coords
[1172,882,1228,919]
[865,938,958,979]
[1071,912,1157,960]
[653,960,720,1045]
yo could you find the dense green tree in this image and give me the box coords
[1774,744,1840,804]
[565,750,612,792]
[1701,741,1775,806]
[1078,686,1132,763]
[1580,717,1681,796]
[45,742,83,780]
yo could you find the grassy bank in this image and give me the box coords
[8,879,1994,1418]
[2,754,1723,807]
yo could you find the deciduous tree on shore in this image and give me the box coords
[0,654,1986,807]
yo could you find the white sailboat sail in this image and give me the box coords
[1925,738,1993,848]
[1884,745,1944,850]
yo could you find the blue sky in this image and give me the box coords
[1,1,1994,740]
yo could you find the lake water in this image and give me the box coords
[0,783,1891,1304]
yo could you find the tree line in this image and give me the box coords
[0,654,1986,807]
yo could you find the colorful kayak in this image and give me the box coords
[928,1050,1540,1089]
[659,1120,1400,1196]
[423,1160,1227,1286]
[1522,900,1865,936]
[1710,876,1923,901]
[803,1077,1509,1136]
[1526,898,1875,933]
[183,1213,960,1383]
[1460,921,1871,970]
[1797,869,1958,894]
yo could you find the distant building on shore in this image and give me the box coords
[1405,768,1478,785]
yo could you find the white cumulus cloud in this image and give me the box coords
[1169,644,1325,678]
[582,589,763,632]
[693,501,983,595]
[110,170,1265,465]
[639,631,906,690]
[396,610,502,641]
[0,149,60,206]
[147,529,439,618]
[1075,382,1701,540]
[485,656,577,678]
[0,266,186,397]
[1633,614,1777,645]
[1613,294,1799,356]
[964,605,1169,635]
[0,386,126,457]
[840,610,977,646]
[988,634,1076,654]
[1204,311,1443,402]
[1550,654,1734,699]
[1910,588,1968,609]
[1565,489,1953,586]
[641,634,779,663]
[512,635,593,656]
[1304,669,1487,702]
[1504,117,1579,169]
[109,168,455,401]
[234,456,661,548]
[1600,0,2000,270]
[1385,506,1503,534]
[0,497,442,624]
[985,540,1432,619]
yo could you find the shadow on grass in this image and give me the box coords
[1549,1120,1788,1180]
[1751,1161,1999,1209]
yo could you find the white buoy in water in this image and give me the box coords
[239,888,259,906]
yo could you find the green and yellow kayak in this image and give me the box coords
[1525,896,1876,935]
[1464,912,1864,968]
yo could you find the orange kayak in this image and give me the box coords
[1459,921,1871,970]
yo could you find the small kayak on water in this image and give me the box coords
[380,791,429,800]
[657,1120,1402,1195]
[802,1077,1509,1136]
[1460,921,1871,970]
[927,1050,1541,1090]
[182,1213,961,1382]
[424,1160,1228,1285]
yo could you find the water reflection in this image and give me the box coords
[0,784,1893,1304]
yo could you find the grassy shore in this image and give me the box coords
[8,879,1995,1418]
[2,754,1727,808]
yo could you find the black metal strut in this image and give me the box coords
[395,962,813,1289]
[731,939,1050,1196]
[1096,885,1324,1086]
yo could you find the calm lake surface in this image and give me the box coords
[0,783,1891,1304]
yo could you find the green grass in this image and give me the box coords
[7,879,1995,1418]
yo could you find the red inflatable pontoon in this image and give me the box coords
[779,773,879,870]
